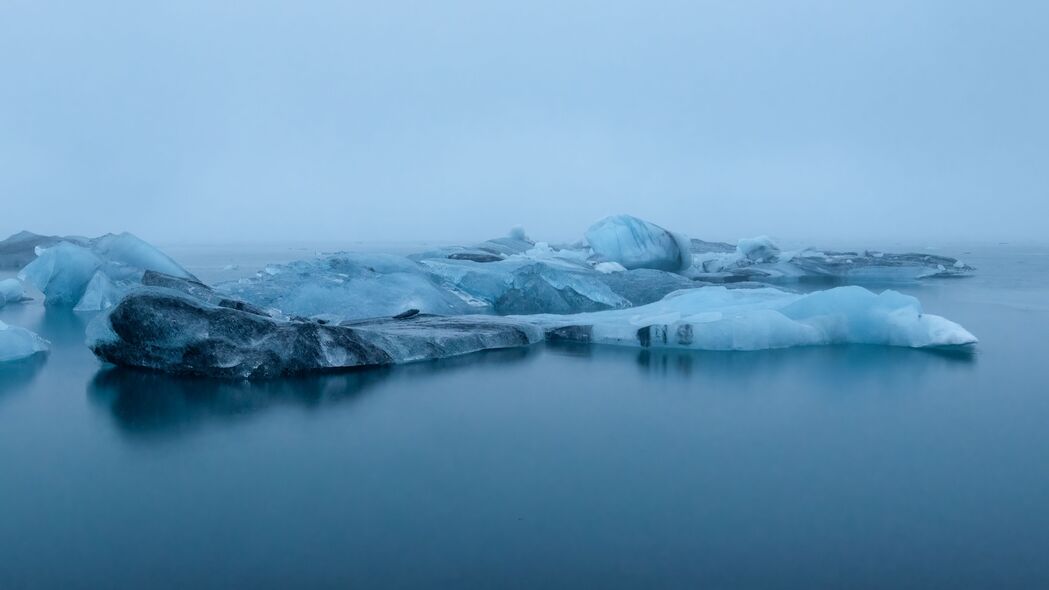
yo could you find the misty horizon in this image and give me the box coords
[4,1,1047,244]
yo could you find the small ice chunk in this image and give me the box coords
[736,236,781,263]
[0,278,25,306]
[0,320,49,362]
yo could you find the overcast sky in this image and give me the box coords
[2,0,1046,245]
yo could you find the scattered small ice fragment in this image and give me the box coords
[0,320,49,362]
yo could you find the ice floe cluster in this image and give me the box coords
[1,214,978,374]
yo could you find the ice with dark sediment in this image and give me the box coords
[87,273,541,378]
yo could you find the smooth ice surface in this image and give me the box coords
[219,253,478,319]
[18,233,194,310]
[522,286,977,351]
[736,236,781,263]
[584,215,693,272]
[0,278,24,307]
[0,320,49,362]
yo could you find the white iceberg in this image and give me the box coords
[520,285,977,351]
[0,320,49,362]
[18,233,195,310]
[585,215,693,272]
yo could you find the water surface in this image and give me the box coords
[1,244,1048,589]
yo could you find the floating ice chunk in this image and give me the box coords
[585,215,692,271]
[19,242,104,306]
[737,236,780,263]
[90,233,193,280]
[687,245,975,283]
[18,233,195,308]
[0,278,25,306]
[522,285,976,351]
[87,284,541,378]
[0,320,49,362]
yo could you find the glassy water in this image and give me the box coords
[2,243,1048,589]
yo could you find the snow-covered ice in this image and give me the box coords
[0,320,50,362]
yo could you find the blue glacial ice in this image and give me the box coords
[0,320,49,362]
[687,235,974,283]
[584,214,693,272]
[218,239,701,320]
[523,285,977,351]
[0,278,26,307]
[18,233,195,310]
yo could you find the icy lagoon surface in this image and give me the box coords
[2,242,1049,588]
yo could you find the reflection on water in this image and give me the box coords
[549,340,976,389]
[88,346,539,440]
[0,354,46,399]
[2,246,1048,589]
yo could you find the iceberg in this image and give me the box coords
[523,285,977,351]
[0,278,26,307]
[87,272,975,378]
[0,320,50,362]
[687,235,974,283]
[87,274,542,378]
[585,215,693,272]
[18,233,195,310]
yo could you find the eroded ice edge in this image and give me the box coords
[0,320,49,363]
[1,215,977,373]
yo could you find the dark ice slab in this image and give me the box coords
[87,277,542,379]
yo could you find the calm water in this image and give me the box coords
[2,243,1048,589]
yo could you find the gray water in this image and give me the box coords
[2,244,1048,589]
